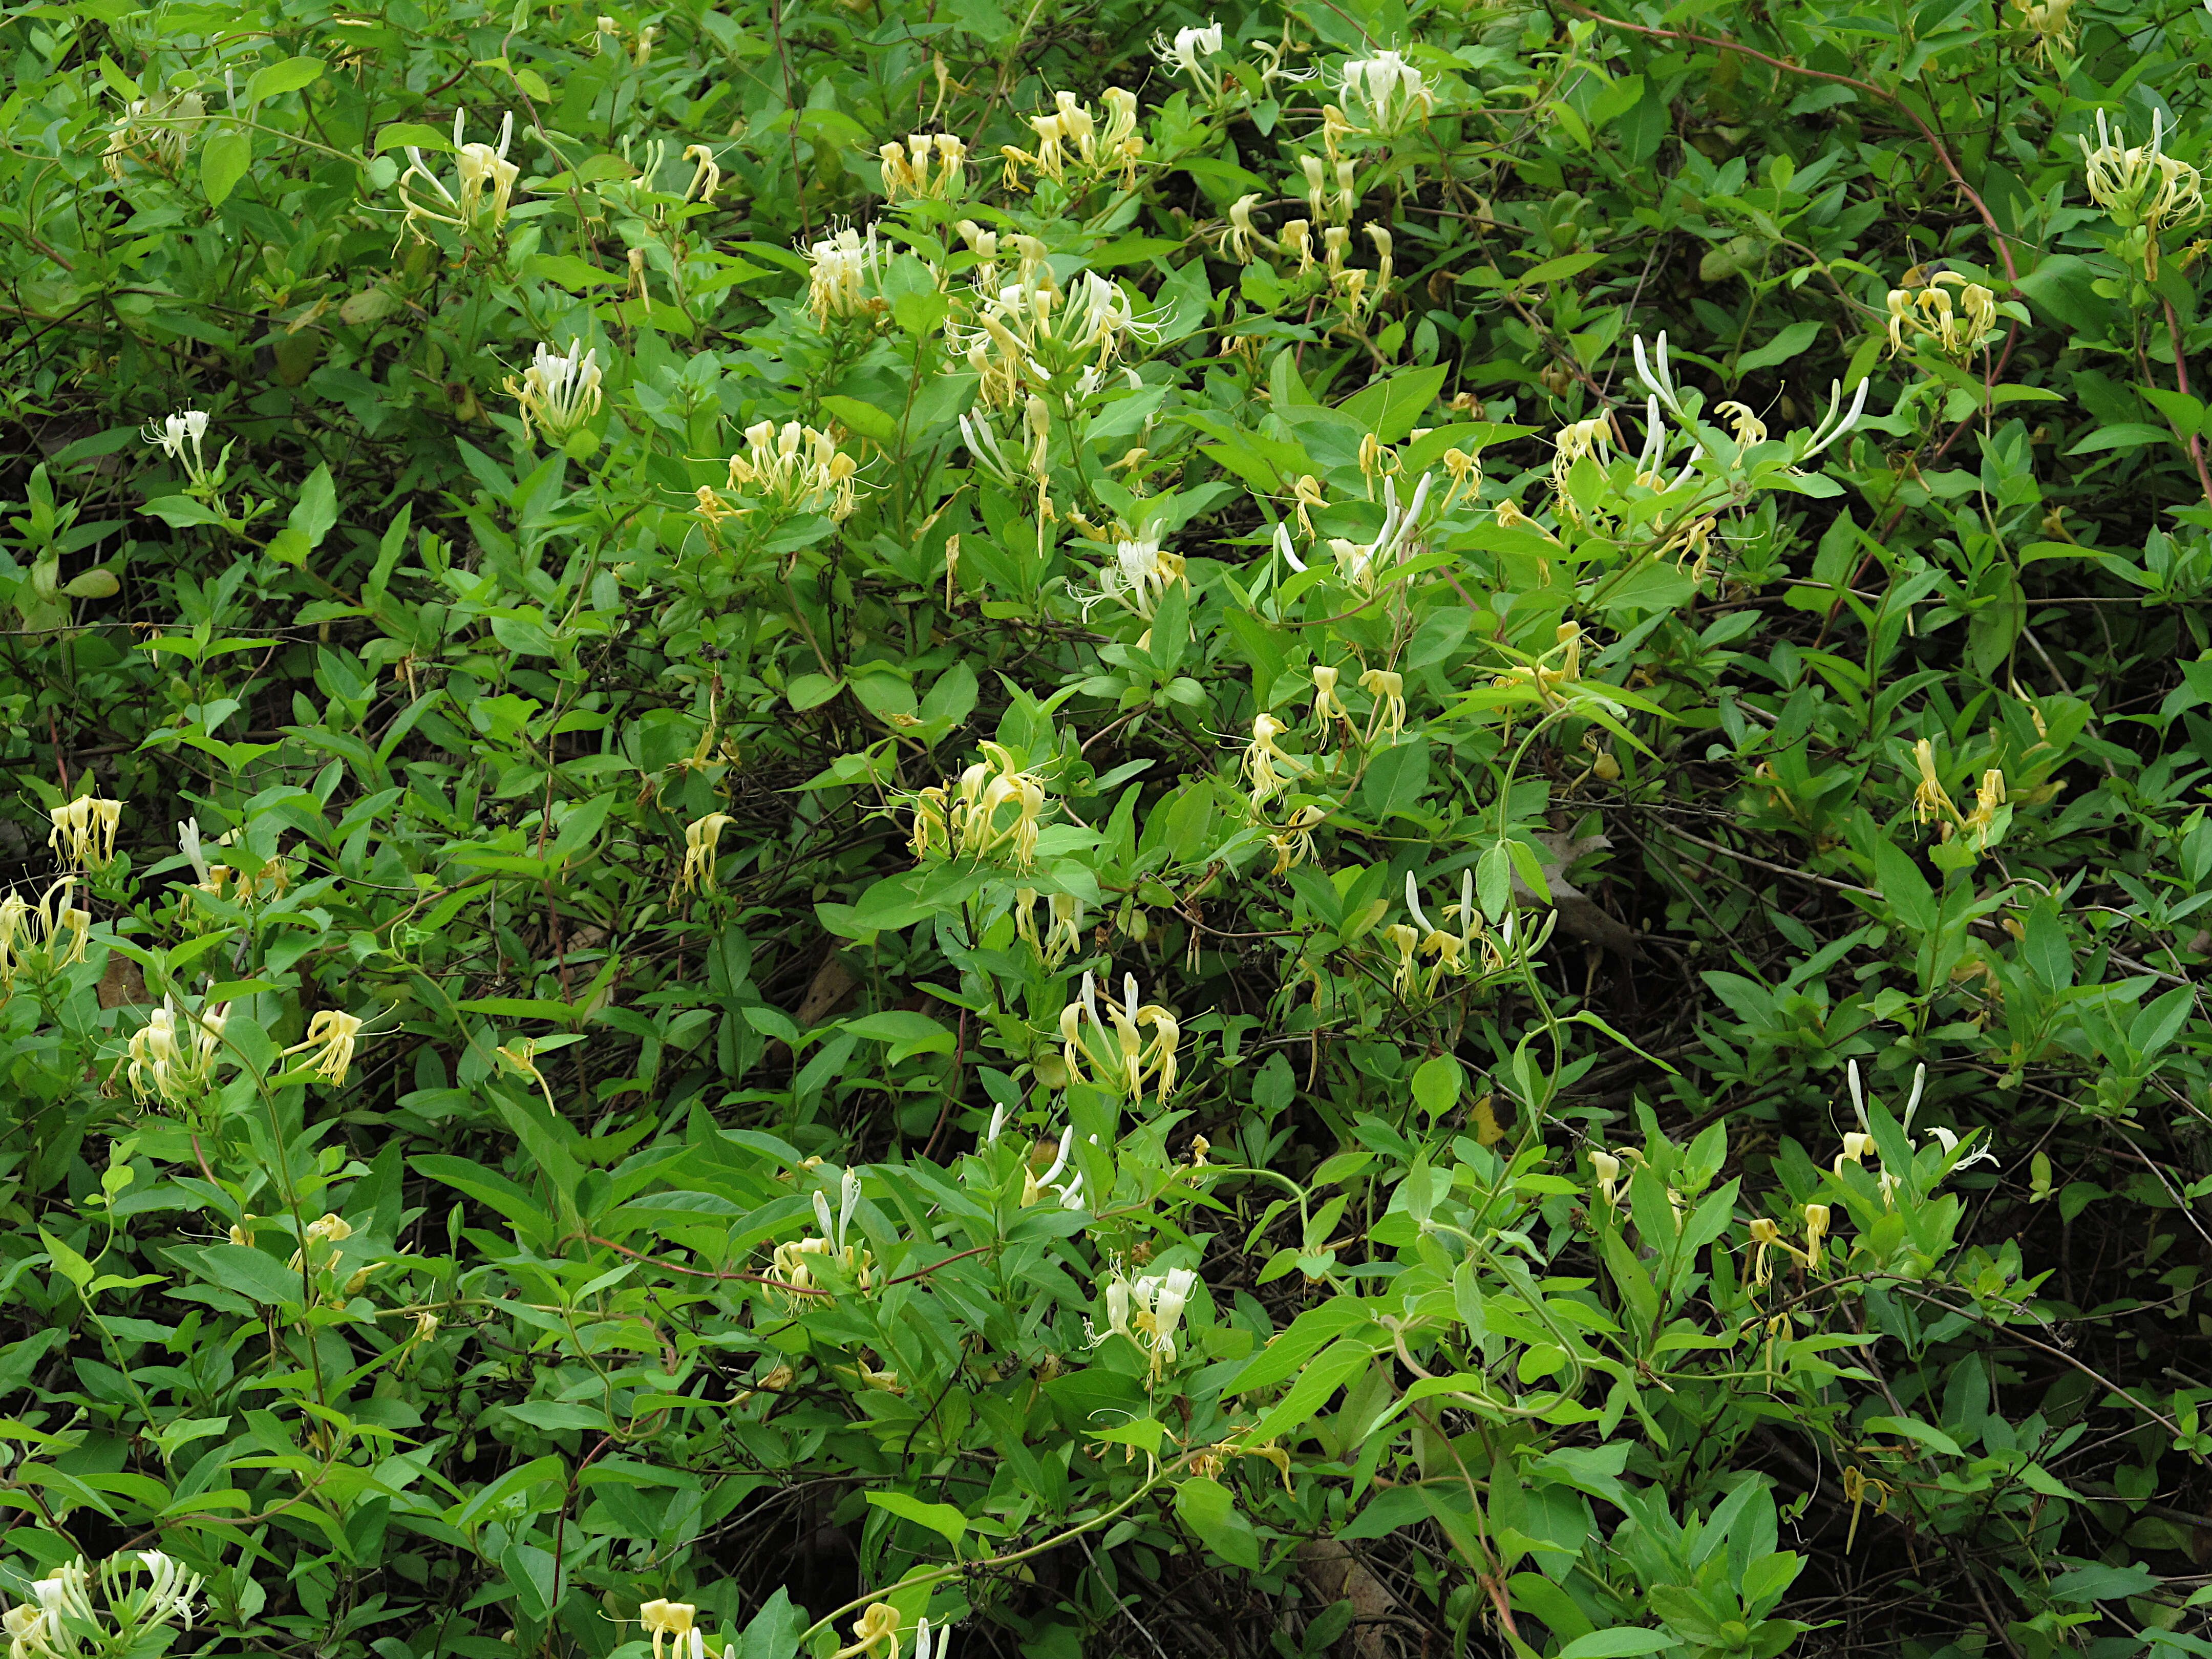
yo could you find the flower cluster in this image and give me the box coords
[1831,1061,1996,1209]
[49,796,121,871]
[878,132,969,201]
[397,109,521,241]
[1000,88,1143,192]
[675,812,734,896]
[101,86,204,180]
[1087,1260,1199,1380]
[1059,970,1180,1105]
[505,339,603,445]
[1079,524,1187,622]
[1153,23,1224,96]
[1883,272,1997,358]
[767,1170,874,1306]
[720,420,860,521]
[1339,49,1433,135]
[0,879,92,995]
[1386,869,1508,1001]
[2079,109,2204,274]
[284,1009,365,1087]
[806,222,883,323]
[120,994,227,1108]
[1017,1123,1087,1210]
[908,741,1053,868]
[1907,739,2009,853]
[1013,887,1085,966]
[4,1553,202,1659]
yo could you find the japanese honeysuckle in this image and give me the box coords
[121,995,225,1108]
[1013,888,1086,966]
[101,86,204,180]
[640,1601,696,1659]
[681,143,720,204]
[505,339,603,446]
[1266,804,1327,875]
[1590,1150,1623,1209]
[1310,664,1346,723]
[878,132,968,201]
[1328,470,1430,593]
[909,741,1052,867]
[143,409,215,489]
[1359,668,1405,742]
[1019,1124,1084,1208]
[1222,193,1265,262]
[5,1552,204,1659]
[1086,526,1186,620]
[49,795,121,871]
[1746,1216,1811,1289]
[397,109,520,241]
[0,879,92,993]
[1280,217,1315,272]
[1909,737,1961,834]
[1242,711,1298,810]
[286,1211,354,1272]
[806,222,882,323]
[769,1169,873,1303]
[1884,272,1997,358]
[675,812,734,895]
[1152,22,1224,96]
[1059,970,1181,1105]
[834,1603,900,1659]
[1088,1260,1199,1379]
[1339,49,1432,135]
[1804,1203,1832,1268]
[722,420,860,520]
[2079,109,2204,275]
[2011,0,2077,60]
[1630,329,1868,469]
[284,1008,365,1087]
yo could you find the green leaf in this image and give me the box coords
[1411,1055,1461,1118]
[288,464,338,548]
[375,121,452,153]
[1736,319,1822,375]
[243,56,325,103]
[2065,423,2174,455]
[1558,1631,1681,1658]
[1864,1413,1964,1457]
[201,126,252,207]
[199,1244,307,1307]
[788,673,844,711]
[1173,1476,1261,1570]
[843,1009,956,1061]
[820,394,901,447]
[1870,838,1937,935]
[865,1489,969,1547]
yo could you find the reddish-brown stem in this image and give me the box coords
[2163,295,2212,508]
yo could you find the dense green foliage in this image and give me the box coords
[7,0,2212,1655]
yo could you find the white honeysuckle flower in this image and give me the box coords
[838,1166,862,1249]
[506,339,604,445]
[805,221,881,322]
[1327,471,1430,593]
[985,1103,1006,1143]
[1340,49,1432,134]
[1927,1125,2000,1172]
[1152,21,1224,93]
[142,410,214,486]
[1020,1124,1074,1206]
[1088,1262,1200,1377]
[398,109,519,240]
[1272,520,1308,572]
